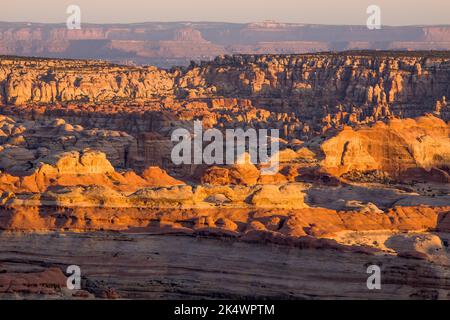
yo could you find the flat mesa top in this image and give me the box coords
[2,50,450,69]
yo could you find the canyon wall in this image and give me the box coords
[2,22,450,67]
[1,52,449,177]
[1,52,449,134]
[0,53,449,300]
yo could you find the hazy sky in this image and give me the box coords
[1,0,449,25]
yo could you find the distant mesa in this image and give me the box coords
[173,28,207,42]
[2,21,450,67]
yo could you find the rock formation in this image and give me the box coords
[0,52,449,300]
[3,21,450,67]
[320,115,450,182]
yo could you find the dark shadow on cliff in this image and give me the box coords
[304,182,450,211]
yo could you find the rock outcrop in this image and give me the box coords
[0,115,135,172]
[0,150,183,195]
[1,52,450,123]
[320,115,450,182]
[0,52,449,300]
[1,53,449,179]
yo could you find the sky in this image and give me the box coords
[1,0,449,26]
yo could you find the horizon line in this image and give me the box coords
[1,20,450,28]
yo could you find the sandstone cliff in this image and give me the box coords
[0,52,449,301]
[2,22,450,67]
[1,52,449,144]
[320,115,450,181]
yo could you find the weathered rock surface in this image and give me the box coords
[1,233,448,300]
[320,115,450,181]
[1,52,449,130]
[0,150,186,195]
[0,267,72,297]
[1,53,449,180]
[0,52,449,300]
[0,115,135,172]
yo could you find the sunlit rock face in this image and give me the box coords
[1,53,449,123]
[320,115,450,181]
[0,52,449,300]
